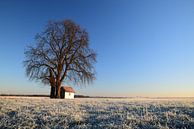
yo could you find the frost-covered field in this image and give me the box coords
[0,97,194,129]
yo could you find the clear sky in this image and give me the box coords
[0,0,194,97]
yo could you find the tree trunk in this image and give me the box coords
[49,69,56,98]
[56,82,61,98]
[50,86,56,98]
[57,87,60,98]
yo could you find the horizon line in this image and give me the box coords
[1,94,194,98]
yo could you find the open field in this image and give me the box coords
[0,97,194,129]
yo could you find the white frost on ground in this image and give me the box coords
[0,97,194,129]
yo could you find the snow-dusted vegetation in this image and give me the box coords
[0,97,194,129]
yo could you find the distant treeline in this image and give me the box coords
[1,94,192,99]
[0,94,128,99]
[0,94,90,98]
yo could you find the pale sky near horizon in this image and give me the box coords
[0,0,194,97]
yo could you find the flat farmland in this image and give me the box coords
[0,97,194,129]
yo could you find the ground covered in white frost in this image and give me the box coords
[0,97,194,129]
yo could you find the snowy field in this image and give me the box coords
[0,97,194,129]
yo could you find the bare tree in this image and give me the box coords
[24,20,96,98]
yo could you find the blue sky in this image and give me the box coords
[0,0,194,97]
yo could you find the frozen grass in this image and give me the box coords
[0,97,194,129]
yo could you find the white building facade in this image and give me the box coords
[64,92,74,99]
